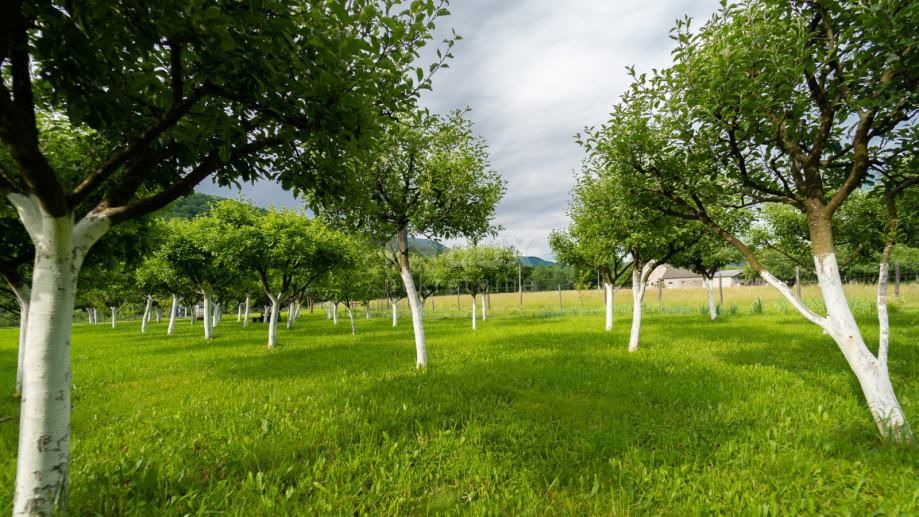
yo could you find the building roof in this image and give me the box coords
[660,267,745,280]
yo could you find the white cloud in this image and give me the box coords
[201,0,723,258]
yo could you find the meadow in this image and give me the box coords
[1,284,917,514]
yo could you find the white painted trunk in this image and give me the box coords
[347,303,357,335]
[167,294,178,336]
[604,282,613,331]
[141,296,153,333]
[286,303,294,329]
[705,278,717,321]
[760,254,912,443]
[154,307,160,322]
[237,303,242,322]
[110,307,117,328]
[202,291,213,340]
[211,303,219,327]
[391,301,397,327]
[9,194,109,515]
[472,295,477,330]
[628,271,644,352]
[242,296,250,328]
[326,302,332,320]
[365,304,370,320]
[399,265,428,368]
[481,293,487,321]
[267,296,280,349]
[332,303,338,325]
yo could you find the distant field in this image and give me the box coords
[0,284,917,514]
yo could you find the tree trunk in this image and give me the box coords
[8,195,109,515]
[364,303,370,320]
[202,290,213,339]
[243,296,250,328]
[347,302,357,335]
[627,262,655,352]
[472,294,477,330]
[481,291,487,321]
[332,302,339,325]
[267,295,281,349]
[167,294,178,336]
[212,302,219,327]
[237,303,242,322]
[141,295,153,333]
[391,301,397,327]
[604,282,614,331]
[286,303,294,329]
[326,302,332,320]
[397,228,428,368]
[705,277,717,320]
[110,307,117,329]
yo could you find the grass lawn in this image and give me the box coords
[0,285,917,514]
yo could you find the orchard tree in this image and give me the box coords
[0,2,452,507]
[550,198,630,331]
[434,245,516,330]
[313,110,505,366]
[588,0,919,443]
[670,233,737,320]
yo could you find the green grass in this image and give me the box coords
[1,288,918,515]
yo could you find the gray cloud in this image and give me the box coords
[201,0,722,257]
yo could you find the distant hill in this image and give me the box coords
[408,238,449,257]
[519,256,555,267]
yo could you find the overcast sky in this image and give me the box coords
[199,0,721,258]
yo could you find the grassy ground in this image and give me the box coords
[0,285,918,514]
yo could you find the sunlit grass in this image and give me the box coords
[0,284,917,514]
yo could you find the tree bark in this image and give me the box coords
[237,303,242,322]
[347,302,357,335]
[396,228,428,368]
[242,296,250,328]
[391,301,397,327]
[8,194,109,515]
[604,282,614,331]
[705,277,717,321]
[167,294,178,336]
[201,290,213,339]
[628,261,656,352]
[110,307,117,329]
[267,295,281,348]
[141,295,153,333]
[472,294,477,330]
[481,291,487,321]
[286,303,294,329]
[332,302,338,325]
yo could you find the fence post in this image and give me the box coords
[895,262,901,298]
[795,266,801,298]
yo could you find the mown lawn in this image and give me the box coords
[0,287,918,515]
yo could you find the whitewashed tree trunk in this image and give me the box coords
[627,261,655,353]
[201,291,213,339]
[211,303,219,327]
[7,194,109,515]
[391,301,397,327]
[364,304,370,320]
[326,302,332,320]
[332,302,339,325]
[347,302,357,335]
[167,294,178,336]
[286,303,294,329]
[399,264,428,368]
[481,292,487,321]
[237,303,242,322]
[155,307,160,322]
[141,295,153,333]
[11,284,30,397]
[472,295,477,330]
[604,282,614,331]
[705,277,717,321]
[242,296,250,328]
[110,307,117,328]
[760,253,912,443]
[267,295,281,349]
